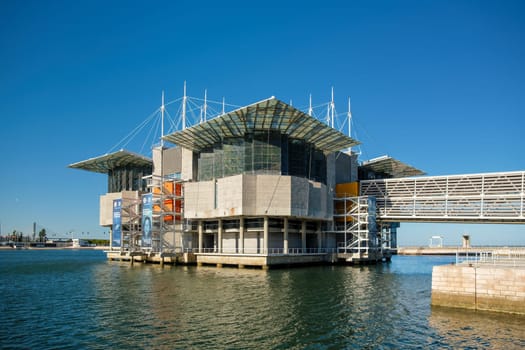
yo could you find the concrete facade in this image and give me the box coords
[99,190,140,226]
[431,264,525,315]
[184,174,332,220]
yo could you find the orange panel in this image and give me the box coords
[163,181,174,194]
[164,199,173,211]
[153,187,161,195]
[335,182,359,197]
[175,183,182,196]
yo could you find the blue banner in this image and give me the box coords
[142,193,153,247]
[112,199,122,248]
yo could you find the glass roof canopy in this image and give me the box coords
[360,155,425,178]
[162,97,360,153]
[68,149,152,174]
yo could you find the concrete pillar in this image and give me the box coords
[263,216,269,255]
[283,217,289,254]
[462,234,471,248]
[218,219,223,253]
[317,222,322,251]
[239,217,244,254]
[198,220,203,253]
[301,220,306,252]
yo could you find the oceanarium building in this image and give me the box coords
[70,96,422,267]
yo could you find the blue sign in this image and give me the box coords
[112,199,122,248]
[142,193,153,247]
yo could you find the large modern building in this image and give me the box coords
[70,96,423,267]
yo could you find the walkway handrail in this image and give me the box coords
[194,247,337,255]
[456,248,525,267]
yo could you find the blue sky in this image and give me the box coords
[1,0,524,245]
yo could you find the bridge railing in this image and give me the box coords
[456,248,525,267]
[194,247,336,255]
[360,170,525,223]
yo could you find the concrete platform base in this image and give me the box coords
[106,251,393,269]
[195,253,329,269]
[106,251,197,265]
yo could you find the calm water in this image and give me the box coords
[1,250,523,349]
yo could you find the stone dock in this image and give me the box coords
[430,248,525,315]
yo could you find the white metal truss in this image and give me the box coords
[333,195,384,261]
[120,198,141,251]
[360,170,525,223]
[145,175,185,253]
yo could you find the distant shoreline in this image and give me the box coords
[0,246,109,251]
[397,246,525,255]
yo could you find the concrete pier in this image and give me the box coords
[431,264,525,315]
[106,251,197,265]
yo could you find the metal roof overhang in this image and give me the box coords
[162,97,360,153]
[68,149,152,174]
[360,155,425,178]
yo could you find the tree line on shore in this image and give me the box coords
[0,229,109,246]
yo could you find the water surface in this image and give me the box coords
[1,250,523,349]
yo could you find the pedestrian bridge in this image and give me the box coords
[360,170,525,224]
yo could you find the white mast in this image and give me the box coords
[182,81,187,130]
[308,94,313,116]
[222,97,225,115]
[161,90,165,147]
[347,97,352,153]
[330,86,335,129]
[203,89,208,122]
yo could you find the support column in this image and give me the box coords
[218,219,223,253]
[263,216,269,255]
[239,217,244,254]
[283,217,289,254]
[317,222,322,251]
[198,220,203,253]
[301,220,306,252]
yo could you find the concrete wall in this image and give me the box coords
[184,174,332,220]
[152,146,163,177]
[255,175,292,216]
[181,147,196,181]
[222,232,237,253]
[99,191,139,226]
[184,181,215,218]
[218,175,244,216]
[432,264,525,315]
[162,147,182,176]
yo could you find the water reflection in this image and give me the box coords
[2,251,524,349]
[429,306,525,349]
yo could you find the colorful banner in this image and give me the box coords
[142,193,153,247]
[112,199,122,248]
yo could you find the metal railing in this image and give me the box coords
[456,248,525,267]
[193,247,336,255]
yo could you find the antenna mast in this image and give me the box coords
[308,94,313,116]
[161,90,165,147]
[222,97,225,115]
[203,89,208,122]
[330,86,335,128]
[347,97,352,153]
[182,81,187,130]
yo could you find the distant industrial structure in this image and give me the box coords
[70,91,524,268]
